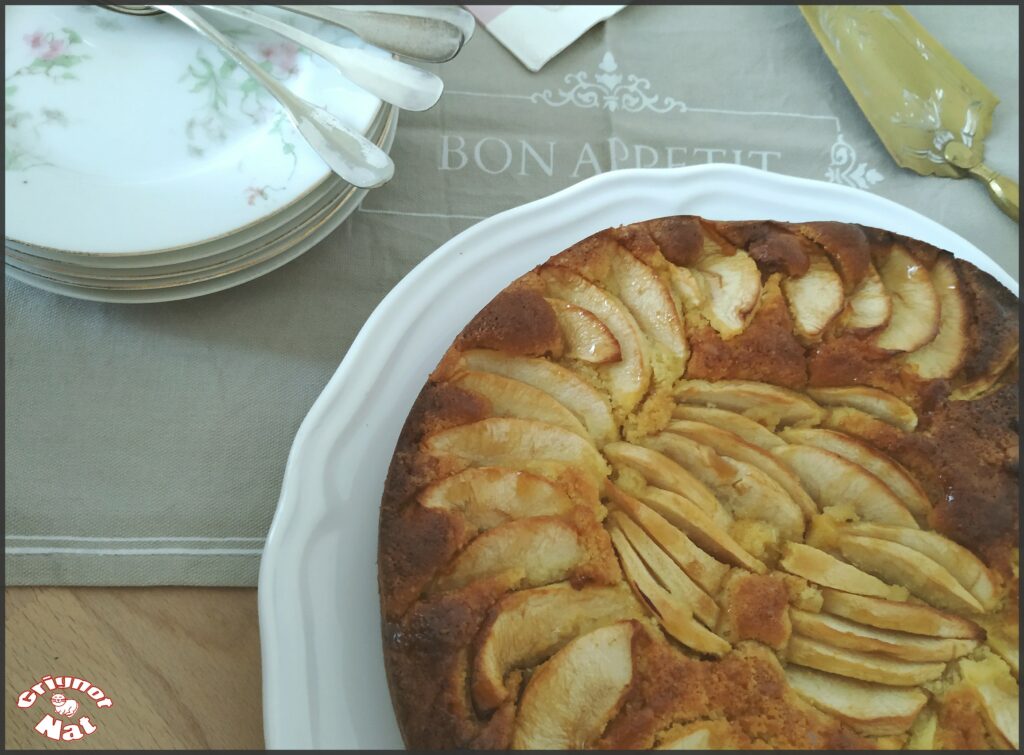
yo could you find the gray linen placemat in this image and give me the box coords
[5,5,1018,586]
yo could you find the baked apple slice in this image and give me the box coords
[603,441,727,525]
[837,263,892,333]
[901,257,969,379]
[692,248,762,339]
[631,485,766,574]
[605,483,730,594]
[538,265,650,412]
[655,721,734,750]
[819,588,983,639]
[779,542,901,599]
[674,379,825,430]
[472,582,644,711]
[609,510,719,627]
[873,244,941,352]
[419,467,574,536]
[606,246,689,364]
[671,405,786,451]
[778,428,931,521]
[958,654,1020,749]
[840,522,999,610]
[667,265,705,311]
[782,255,846,340]
[665,419,817,518]
[790,607,978,662]
[805,386,918,432]
[424,417,609,489]
[451,370,589,439]
[544,298,622,364]
[461,349,617,446]
[512,621,637,749]
[836,534,985,614]
[784,666,927,735]
[609,521,730,655]
[642,432,804,540]
[430,516,585,593]
[771,444,918,528]
[786,635,946,686]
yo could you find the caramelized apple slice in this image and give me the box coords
[606,247,689,363]
[901,257,969,379]
[538,265,650,412]
[609,510,719,627]
[778,428,930,521]
[787,635,946,686]
[544,298,622,364]
[472,582,643,711]
[836,534,984,614]
[841,522,999,610]
[667,265,704,311]
[665,419,817,518]
[655,717,729,749]
[779,542,901,599]
[958,654,1020,749]
[512,621,637,749]
[671,405,786,450]
[451,371,589,439]
[692,249,762,338]
[642,432,805,540]
[603,441,727,525]
[873,244,941,352]
[782,255,846,339]
[424,417,609,489]
[785,666,927,735]
[674,379,825,430]
[609,521,730,655]
[820,588,983,639]
[631,485,766,574]
[431,516,583,593]
[790,607,978,662]
[806,386,918,432]
[606,483,730,594]
[460,350,617,446]
[838,263,892,333]
[771,444,918,528]
[419,467,573,535]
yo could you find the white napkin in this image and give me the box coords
[465,4,626,72]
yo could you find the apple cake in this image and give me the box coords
[378,216,1019,750]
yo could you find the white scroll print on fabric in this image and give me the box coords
[450,51,885,190]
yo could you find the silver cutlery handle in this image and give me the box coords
[156,5,393,188]
[277,4,464,62]
[338,5,476,42]
[200,5,443,112]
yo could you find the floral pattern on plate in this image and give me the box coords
[3,4,384,254]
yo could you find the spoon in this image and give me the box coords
[152,5,394,188]
[200,5,444,111]
[276,5,464,62]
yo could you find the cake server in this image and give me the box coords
[801,5,1018,221]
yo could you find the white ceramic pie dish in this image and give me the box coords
[257,164,1017,750]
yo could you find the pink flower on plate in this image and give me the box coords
[246,186,268,206]
[24,31,46,50]
[40,39,66,61]
[257,42,299,76]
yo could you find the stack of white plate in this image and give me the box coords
[4,5,397,302]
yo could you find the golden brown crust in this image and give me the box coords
[598,637,872,749]
[377,215,1019,750]
[455,287,564,358]
[686,273,808,388]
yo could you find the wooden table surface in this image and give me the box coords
[4,588,263,750]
